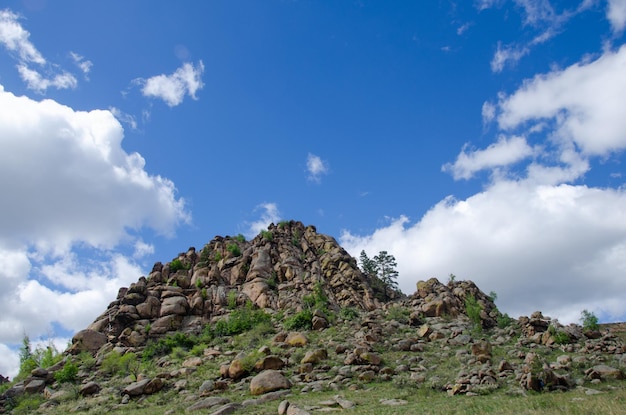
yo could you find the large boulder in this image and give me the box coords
[249,370,291,396]
[68,329,107,355]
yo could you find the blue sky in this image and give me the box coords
[2,0,626,377]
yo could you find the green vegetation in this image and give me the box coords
[101,351,140,378]
[54,361,78,383]
[227,243,242,257]
[169,258,190,272]
[284,310,313,330]
[227,290,238,309]
[261,230,273,241]
[15,336,63,381]
[339,306,360,321]
[465,294,483,332]
[497,312,513,329]
[235,233,246,243]
[143,333,195,361]
[386,305,410,324]
[580,309,599,331]
[213,301,272,337]
[359,250,399,301]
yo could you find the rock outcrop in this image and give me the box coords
[73,221,381,351]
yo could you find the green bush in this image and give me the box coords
[142,333,197,361]
[339,307,360,321]
[284,310,313,330]
[169,258,190,272]
[54,361,78,383]
[227,243,242,257]
[77,351,96,370]
[235,234,246,243]
[213,302,272,337]
[386,305,410,324]
[101,351,140,377]
[261,230,273,241]
[227,290,238,309]
[496,312,513,329]
[465,294,483,332]
[580,309,599,331]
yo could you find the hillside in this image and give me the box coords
[1,221,625,414]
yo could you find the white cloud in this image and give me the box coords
[475,0,503,11]
[306,153,329,183]
[0,9,44,64]
[341,181,626,324]
[140,61,205,107]
[442,135,535,180]
[70,51,93,77]
[0,85,189,251]
[514,0,555,27]
[245,203,282,238]
[481,101,497,124]
[110,106,138,130]
[343,41,626,326]
[0,84,189,377]
[487,1,595,72]
[491,42,530,72]
[497,44,626,156]
[607,0,626,32]
[0,344,19,379]
[0,9,81,92]
[17,64,77,92]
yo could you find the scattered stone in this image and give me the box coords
[79,381,100,396]
[208,403,241,415]
[285,332,309,347]
[250,370,292,396]
[186,397,231,412]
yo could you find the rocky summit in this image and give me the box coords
[2,220,626,415]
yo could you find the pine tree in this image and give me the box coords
[373,250,399,300]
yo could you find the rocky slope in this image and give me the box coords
[2,221,625,414]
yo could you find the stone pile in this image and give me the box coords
[71,221,379,353]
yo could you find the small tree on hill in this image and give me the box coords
[359,250,400,301]
[373,251,399,300]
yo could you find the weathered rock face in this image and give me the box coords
[76,221,381,349]
[406,278,499,328]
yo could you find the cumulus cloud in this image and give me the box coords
[306,153,329,183]
[497,44,626,156]
[442,135,535,180]
[607,0,626,32]
[341,181,626,324]
[245,203,282,238]
[342,44,626,325]
[0,85,189,377]
[140,61,205,107]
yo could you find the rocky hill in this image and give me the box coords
[2,221,625,415]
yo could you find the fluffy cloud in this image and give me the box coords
[306,153,330,183]
[0,85,188,377]
[497,44,626,155]
[342,44,626,325]
[608,0,626,33]
[0,86,188,251]
[245,203,282,238]
[140,61,205,107]
[443,135,535,180]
